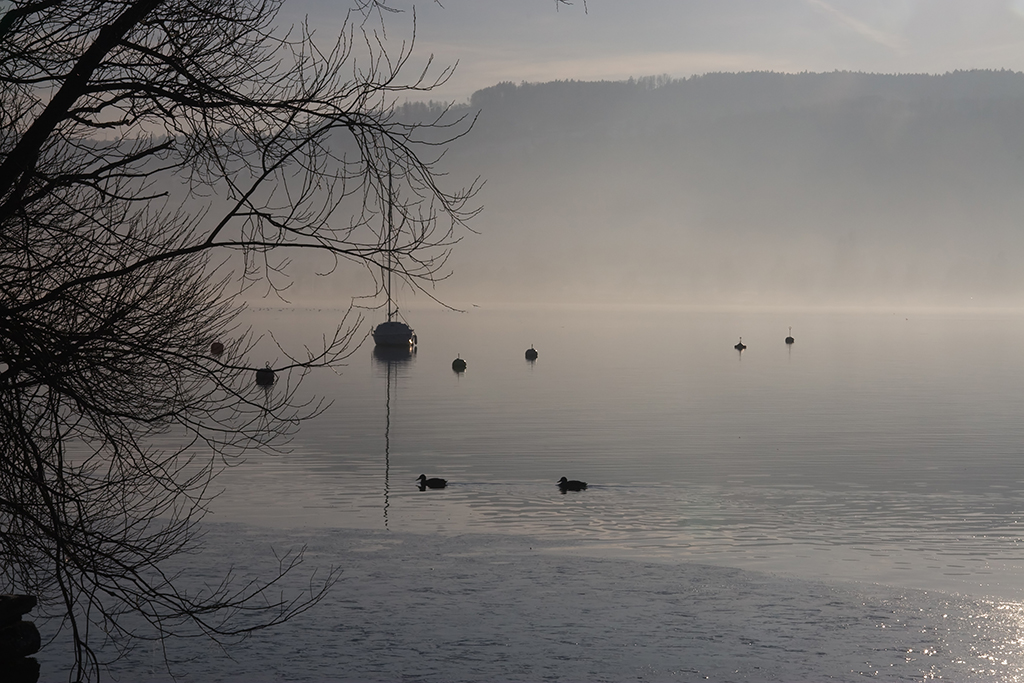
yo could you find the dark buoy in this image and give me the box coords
[417,474,447,489]
[525,346,538,361]
[785,326,794,345]
[255,364,275,387]
[557,476,587,492]
[452,356,467,372]
[210,341,224,355]
[734,337,746,351]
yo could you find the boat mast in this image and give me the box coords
[386,168,394,323]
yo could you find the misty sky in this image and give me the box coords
[288,0,1024,102]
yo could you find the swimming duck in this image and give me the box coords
[557,476,587,492]
[734,337,746,351]
[417,474,448,489]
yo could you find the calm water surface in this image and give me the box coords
[216,307,1024,595]
[45,307,1024,681]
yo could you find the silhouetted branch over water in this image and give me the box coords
[0,0,477,679]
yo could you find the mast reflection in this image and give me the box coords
[372,345,415,529]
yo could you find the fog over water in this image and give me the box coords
[27,2,1024,680]
[45,70,1024,682]
[161,8,1024,682]
[47,307,1024,681]
[281,70,1024,312]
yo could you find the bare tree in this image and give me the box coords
[0,0,477,679]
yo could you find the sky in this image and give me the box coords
[286,0,1024,103]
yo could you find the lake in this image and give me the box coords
[41,306,1024,681]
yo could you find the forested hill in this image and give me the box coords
[403,71,1024,308]
[464,70,1024,138]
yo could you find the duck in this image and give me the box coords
[734,337,746,351]
[417,474,448,489]
[557,476,587,492]
[785,327,794,345]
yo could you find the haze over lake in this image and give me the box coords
[42,305,1024,681]
[17,0,1024,680]
[43,68,1024,680]
[199,70,1024,680]
[288,70,1024,312]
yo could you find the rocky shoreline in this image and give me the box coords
[0,594,40,683]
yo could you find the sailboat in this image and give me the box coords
[372,171,417,348]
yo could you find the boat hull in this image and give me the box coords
[372,321,416,347]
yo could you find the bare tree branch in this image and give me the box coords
[0,1,479,680]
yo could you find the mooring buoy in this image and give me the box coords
[255,364,275,386]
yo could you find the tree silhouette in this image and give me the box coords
[0,0,476,679]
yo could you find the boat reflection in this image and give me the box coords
[373,344,415,365]
[373,345,414,529]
